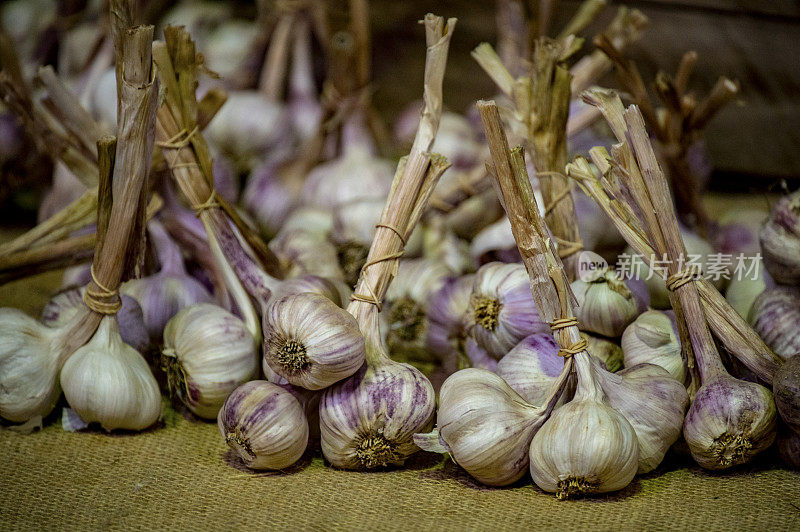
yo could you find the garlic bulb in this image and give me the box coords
[383,259,451,363]
[319,309,436,469]
[468,262,549,359]
[777,428,800,470]
[269,274,348,308]
[162,304,257,419]
[443,189,504,241]
[469,217,521,265]
[202,20,259,82]
[571,266,643,338]
[496,334,563,406]
[280,206,333,237]
[301,118,393,210]
[621,310,686,383]
[749,287,800,361]
[437,368,560,486]
[713,208,767,257]
[529,354,639,499]
[427,274,474,363]
[60,317,161,431]
[41,288,149,353]
[422,223,471,276]
[205,91,288,171]
[218,380,309,470]
[683,373,776,469]
[269,228,344,281]
[760,190,800,285]
[121,221,213,341]
[592,358,688,473]
[0,309,65,422]
[725,267,773,320]
[331,198,384,286]
[242,152,301,237]
[773,354,800,433]
[583,333,624,373]
[263,293,365,390]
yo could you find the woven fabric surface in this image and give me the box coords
[2,407,799,531]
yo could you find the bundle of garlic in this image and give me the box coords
[570,90,777,469]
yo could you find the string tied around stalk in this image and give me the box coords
[83,264,122,315]
[349,223,407,312]
[666,265,702,292]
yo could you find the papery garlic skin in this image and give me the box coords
[468,262,549,359]
[593,359,688,473]
[218,380,309,470]
[583,333,624,373]
[319,359,436,470]
[621,310,686,383]
[242,152,300,237]
[760,190,800,285]
[263,293,365,390]
[496,334,563,406]
[438,368,544,486]
[270,274,348,308]
[571,267,641,338]
[60,317,161,431]
[529,355,638,499]
[269,228,344,281]
[427,274,474,366]
[725,267,772,320]
[773,353,800,433]
[683,374,776,470]
[469,217,521,265]
[464,337,498,372]
[749,287,800,361]
[41,288,149,353]
[162,304,257,419]
[0,309,63,423]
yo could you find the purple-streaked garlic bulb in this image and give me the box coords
[773,353,800,433]
[242,150,301,237]
[427,274,474,365]
[218,380,309,470]
[383,258,452,363]
[749,287,800,361]
[621,310,686,384]
[301,116,394,210]
[713,208,768,257]
[319,309,436,469]
[467,262,549,358]
[760,190,800,285]
[41,288,149,354]
[121,220,214,341]
[464,337,498,372]
[262,293,365,390]
[162,304,258,419]
[496,334,564,406]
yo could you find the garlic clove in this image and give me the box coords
[437,368,545,486]
[263,293,365,390]
[319,360,436,470]
[0,308,63,423]
[496,334,563,406]
[60,316,161,431]
[621,310,686,384]
[162,304,257,419]
[468,262,549,359]
[683,373,777,469]
[218,380,309,470]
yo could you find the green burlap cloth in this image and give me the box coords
[1,229,799,530]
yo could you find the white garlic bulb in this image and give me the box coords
[0,308,65,423]
[162,304,257,419]
[469,217,520,265]
[621,310,686,384]
[496,334,564,406]
[592,358,688,473]
[529,354,639,499]
[218,380,309,470]
[468,262,549,359]
[383,258,451,363]
[571,266,642,338]
[263,293,365,390]
[269,228,344,281]
[41,288,149,353]
[60,316,161,431]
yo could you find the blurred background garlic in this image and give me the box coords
[749,287,800,361]
[467,262,549,359]
[60,317,161,431]
[41,288,149,354]
[218,380,309,470]
[760,191,800,285]
[162,304,257,419]
[426,274,474,370]
[773,354,800,433]
[571,266,646,338]
[621,310,686,384]
[725,267,773,320]
[469,217,521,265]
[121,221,214,342]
